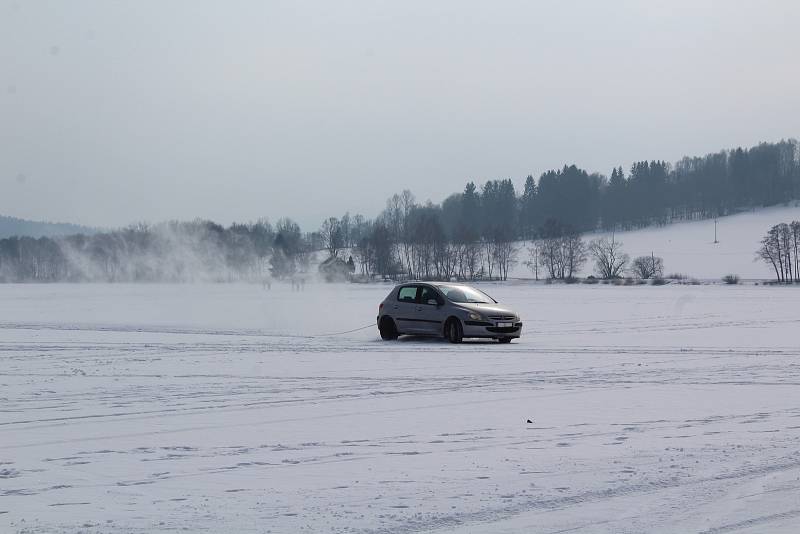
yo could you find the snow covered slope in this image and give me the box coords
[512,204,800,280]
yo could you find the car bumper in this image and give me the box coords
[463,321,523,339]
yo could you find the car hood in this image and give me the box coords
[457,302,517,316]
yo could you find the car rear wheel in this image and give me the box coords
[379,317,398,340]
[445,318,463,344]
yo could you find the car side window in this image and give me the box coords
[419,286,441,305]
[397,286,419,303]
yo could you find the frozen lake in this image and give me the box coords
[2,282,800,533]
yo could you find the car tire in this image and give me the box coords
[445,318,463,344]
[498,337,512,344]
[379,317,398,340]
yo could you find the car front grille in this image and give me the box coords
[488,315,515,321]
[487,326,520,334]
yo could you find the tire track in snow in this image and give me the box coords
[361,455,800,534]
[698,509,800,533]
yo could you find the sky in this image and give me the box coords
[2,1,800,230]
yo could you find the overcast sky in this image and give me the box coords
[2,1,799,229]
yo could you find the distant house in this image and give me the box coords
[318,255,355,282]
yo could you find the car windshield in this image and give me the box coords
[437,285,496,304]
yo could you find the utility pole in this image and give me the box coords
[714,218,719,244]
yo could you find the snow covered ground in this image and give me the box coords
[511,204,800,280]
[3,282,800,533]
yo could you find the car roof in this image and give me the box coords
[393,282,481,292]
[395,281,444,287]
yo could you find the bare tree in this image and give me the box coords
[481,225,517,281]
[462,242,482,280]
[562,233,587,279]
[370,221,395,278]
[758,223,797,282]
[400,190,416,277]
[538,235,562,279]
[524,241,540,280]
[792,221,800,282]
[353,232,374,277]
[320,217,343,258]
[588,235,628,279]
[339,213,351,247]
[382,194,405,275]
[435,242,458,280]
[482,238,496,280]
[631,254,664,279]
[493,239,518,281]
[778,223,794,282]
[538,231,586,280]
[758,225,783,281]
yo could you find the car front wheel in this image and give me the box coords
[445,318,463,344]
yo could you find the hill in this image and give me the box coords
[0,214,98,239]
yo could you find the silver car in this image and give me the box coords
[377,282,522,343]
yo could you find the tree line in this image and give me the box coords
[0,219,304,282]
[335,139,798,280]
[0,138,797,282]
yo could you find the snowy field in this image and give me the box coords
[510,204,800,280]
[3,282,800,533]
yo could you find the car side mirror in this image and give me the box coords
[427,299,439,306]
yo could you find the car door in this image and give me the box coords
[415,285,446,334]
[393,285,423,334]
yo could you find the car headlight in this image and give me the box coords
[467,312,484,321]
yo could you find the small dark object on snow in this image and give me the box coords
[526,419,533,424]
